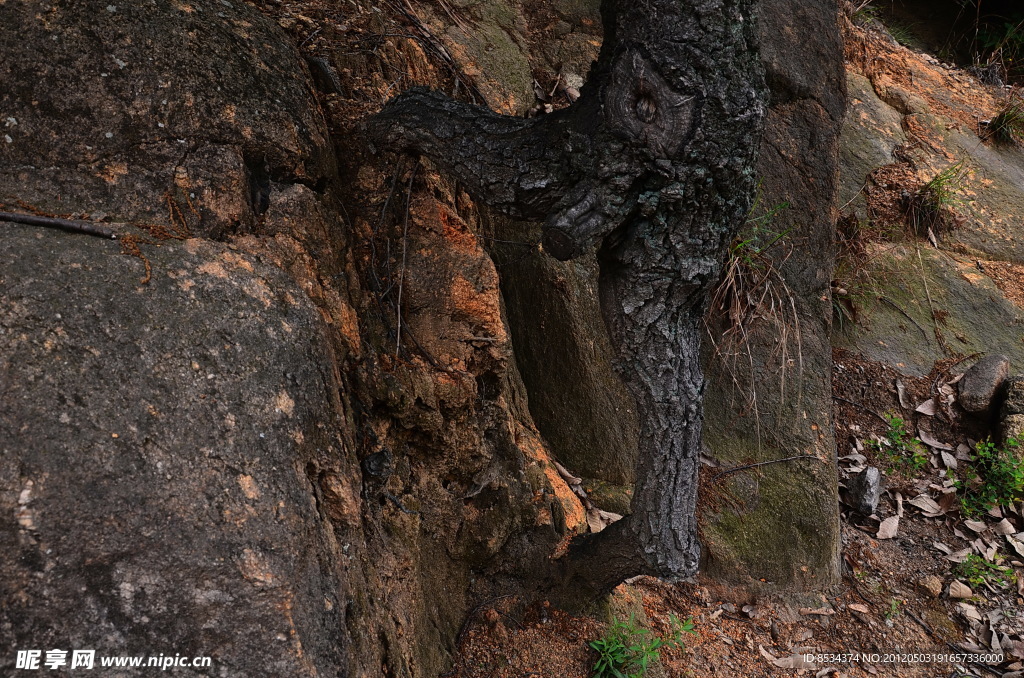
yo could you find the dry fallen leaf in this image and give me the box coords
[877,515,899,539]
[896,378,910,408]
[957,602,983,623]
[586,508,622,533]
[940,451,957,469]
[848,603,871,614]
[908,494,941,514]
[554,461,582,485]
[994,519,1015,535]
[915,398,937,415]
[949,580,973,598]
[918,428,953,451]
[964,519,988,533]
[937,492,959,514]
[945,548,971,563]
[759,645,814,669]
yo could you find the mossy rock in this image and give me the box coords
[834,246,1024,376]
[582,478,633,516]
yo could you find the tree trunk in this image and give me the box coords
[369,0,767,596]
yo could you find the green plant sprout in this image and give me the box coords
[589,614,695,678]
[989,92,1024,145]
[908,160,970,236]
[956,553,1017,589]
[956,437,1024,515]
[870,414,928,472]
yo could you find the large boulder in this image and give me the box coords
[0,4,585,676]
[699,0,844,590]
[0,229,353,676]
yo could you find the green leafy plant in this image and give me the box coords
[956,553,1017,588]
[589,614,695,678]
[989,92,1024,145]
[907,160,970,237]
[884,20,917,48]
[956,437,1024,515]
[870,414,928,472]
[884,598,901,621]
[852,1,879,25]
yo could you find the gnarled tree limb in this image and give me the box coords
[369,0,767,597]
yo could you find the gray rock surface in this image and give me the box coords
[0,0,334,240]
[959,354,1010,413]
[839,72,908,219]
[699,0,843,590]
[0,230,351,676]
[917,575,943,598]
[999,376,1024,441]
[845,467,882,516]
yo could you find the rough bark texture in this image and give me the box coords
[491,0,846,593]
[372,0,767,585]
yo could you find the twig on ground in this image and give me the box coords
[385,492,420,515]
[0,210,118,239]
[915,247,943,346]
[712,455,821,480]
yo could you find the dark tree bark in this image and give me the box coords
[369,0,767,597]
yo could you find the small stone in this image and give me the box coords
[846,467,881,515]
[958,354,1010,413]
[917,575,942,598]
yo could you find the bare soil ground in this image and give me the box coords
[439,347,1024,678]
